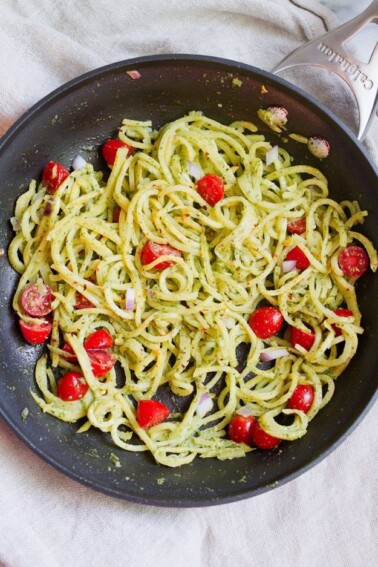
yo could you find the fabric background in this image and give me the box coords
[0,1,377,566]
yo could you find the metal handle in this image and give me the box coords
[273,0,378,140]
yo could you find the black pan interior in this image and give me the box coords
[0,55,377,507]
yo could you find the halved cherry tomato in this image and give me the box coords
[61,342,77,362]
[228,415,256,445]
[57,372,88,401]
[20,282,54,317]
[102,139,134,166]
[331,308,354,337]
[41,161,70,194]
[248,306,284,339]
[141,241,181,270]
[87,350,116,378]
[287,217,306,235]
[136,399,170,428]
[338,245,369,278]
[288,384,314,413]
[252,422,281,450]
[19,318,52,344]
[290,326,315,350]
[285,246,310,271]
[75,292,94,310]
[84,329,113,350]
[196,174,224,206]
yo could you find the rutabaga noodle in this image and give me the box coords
[8,112,377,467]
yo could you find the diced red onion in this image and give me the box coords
[72,155,87,170]
[282,260,297,273]
[260,348,289,362]
[307,136,330,159]
[196,393,213,418]
[125,287,136,310]
[187,160,203,180]
[236,406,253,417]
[127,70,141,79]
[266,145,279,166]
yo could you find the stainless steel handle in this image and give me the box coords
[273,0,378,140]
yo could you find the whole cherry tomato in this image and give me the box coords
[288,384,314,413]
[20,282,54,317]
[331,308,354,337]
[19,318,52,344]
[285,246,310,271]
[252,422,281,450]
[42,161,70,194]
[338,245,369,278]
[287,217,306,235]
[141,241,181,270]
[57,372,88,401]
[102,139,134,166]
[248,306,284,339]
[290,326,315,351]
[196,174,224,206]
[228,415,256,445]
[84,329,113,350]
[136,399,170,428]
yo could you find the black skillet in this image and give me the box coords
[0,55,377,507]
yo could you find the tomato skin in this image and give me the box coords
[288,384,314,413]
[75,292,94,310]
[57,372,88,401]
[113,206,121,222]
[19,318,52,344]
[248,306,284,339]
[141,241,181,270]
[285,246,310,270]
[136,399,170,428]
[42,161,70,194]
[228,415,256,445]
[102,139,134,166]
[290,326,315,351]
[338,245,369,278]
[62,342,77,362]
[252,422,281,450]
[287,217,306,235]
[196,174,224,206]
[87,350,116,378]
[84,329,113,350]
[20,282,54,317]
[332,308,354,337]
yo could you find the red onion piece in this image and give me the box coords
[260,348,289,362]
[125,288,136,310]
[266,145,279,166]
[196,393,213,418]
[127,70,141,80]
[187,160,203,180]
[72,155,87,170]
[236,406,253,417]
[282,260,297,273]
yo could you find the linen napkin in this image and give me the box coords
[0,1,377,566]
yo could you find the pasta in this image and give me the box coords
[8,111,377,467]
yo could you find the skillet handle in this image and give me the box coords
[273,0,378,140]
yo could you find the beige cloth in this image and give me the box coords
[0,1,377,566]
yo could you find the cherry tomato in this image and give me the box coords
[84,329,113,350]
[248,306,284,339]
[287,217,306,235]
[141,241,181,270]
[288,384,314,413]
[87,349,116,378]
[61,342,77,362]
[290,326,315,350]
[136,399,170,428]
[75,292,94,310]
[196,174,224,206]
[19,318,52,344]
[252,422,281,450]
[102,139,134,166]
[41,161,70,194]
[338,245,369,278]
[57,372,88,401]
[332,308,354,337]
[285,246,310,270]
[20,282,54,317]
[228,415,256,445]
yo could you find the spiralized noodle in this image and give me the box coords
[8,111,378,467]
